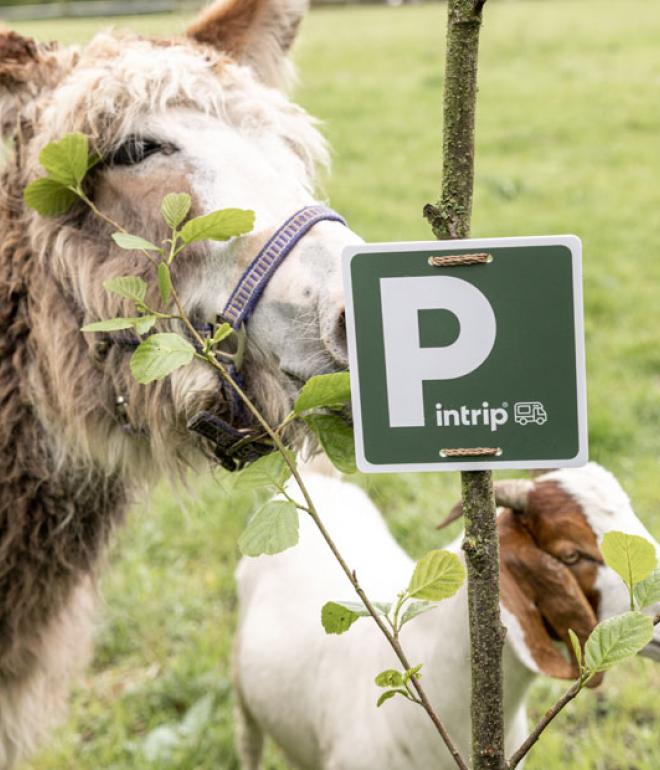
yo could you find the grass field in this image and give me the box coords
[7,1,660,768]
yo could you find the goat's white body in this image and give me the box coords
[235,470,532,770]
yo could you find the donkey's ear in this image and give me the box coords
[186,0,308,88]
[0,30,70,139]
[499,510,601,684]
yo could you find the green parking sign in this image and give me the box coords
[342,236,588,472]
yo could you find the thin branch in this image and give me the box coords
[204,359,469,770]
[507,679,583,770]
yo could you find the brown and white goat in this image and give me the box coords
[234,463,660,770]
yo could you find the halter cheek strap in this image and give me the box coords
[188,204,347,470]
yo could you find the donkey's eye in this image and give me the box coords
[108,136,176,167]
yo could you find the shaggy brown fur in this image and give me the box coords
[0,1,319,765]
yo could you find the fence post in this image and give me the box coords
[424,2,507,769]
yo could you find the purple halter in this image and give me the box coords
[188,204,347,470]
[221,204,346,329]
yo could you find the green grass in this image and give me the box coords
[9,2,660,768]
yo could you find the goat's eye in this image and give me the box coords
[560,550,580,565]
[107,136,176,167]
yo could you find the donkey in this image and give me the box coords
[0,2,358,766]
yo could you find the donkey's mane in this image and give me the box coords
[32,31,328,183]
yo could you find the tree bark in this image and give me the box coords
[424,2,507,769]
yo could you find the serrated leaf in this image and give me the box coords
[129,333,195,384]
[233,451,292,492]
[333,600,389,619]
[158,262,172,304]
[161,192,192,229]
[601,531,657,590]
[24,177,78,217]
[81,317,142,333]
[134,315,157,334]
[112,232,162,253]
[585,611,653,672]
[633,569,660,609]
[321,601,360,635]
[212,323,233,344]
[180,208,255,244]
[294,372,351,414]
[39,132,89,187]
[103,276,148,304]
[403,664,423,685]
[237,500,299,557]
[408,550,466,601]
[376,689,408,708]
[400,600,438,628]
[568,628,582,669]
[375,669,403,688]
[304,413,356,474]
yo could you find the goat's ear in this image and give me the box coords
[186,0,308,89]
[0,30,70,140]
[499,510,601,684]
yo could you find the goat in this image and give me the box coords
[233,462,660,770]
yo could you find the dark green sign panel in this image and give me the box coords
[342,236,588,472]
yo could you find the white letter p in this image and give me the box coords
[380,276,496,427]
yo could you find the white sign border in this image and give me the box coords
[342,235,589,473]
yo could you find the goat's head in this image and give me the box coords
[494,463,660,680]
[0,1,358,479]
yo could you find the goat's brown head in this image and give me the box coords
[0,1,358,481]
[444,463,660,682]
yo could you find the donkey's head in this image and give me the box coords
[0,1,359,479]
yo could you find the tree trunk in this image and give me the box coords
[424,2,507,769]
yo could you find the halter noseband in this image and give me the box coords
[185,204,346,470]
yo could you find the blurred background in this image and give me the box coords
[2,0,659,768]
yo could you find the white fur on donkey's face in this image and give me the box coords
[140,107,362,385]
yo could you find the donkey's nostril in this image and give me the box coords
[322,307,348,367]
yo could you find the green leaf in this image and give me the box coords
[334,600,389,618]
[39,132,89,187]
[375,669,403,688]
[601,531,657,590]
[408,550,466,601]
[568,628,583,670]
[400,600,438,628]
[237,500,299,557]
[158,263,172,304]
[304,414,356,474]
[129,333,195,384]
[376,689,408,708]
[212,323,233,344]
[103,276,148,304]
[82,317,143,333]
[112,232,162,253]
[24,178,78,217]
[585,611,653,672]
[180,208,255,244]
[134,315,157,335]
[321,601,361,635]
[234,451,292,493]
[633,569,660,609]
[161,192,192,229]
[294,372,351,414]
[402,664,423,685]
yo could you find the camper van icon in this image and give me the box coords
[514,401,548,426]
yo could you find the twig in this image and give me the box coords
[507,679,584,770]
[205,358,470,770]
